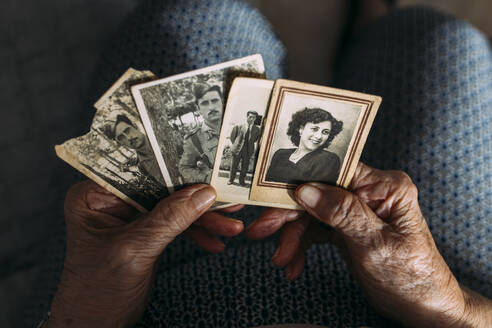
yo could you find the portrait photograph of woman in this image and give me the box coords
[251,79,381,209]
[265,107,344,185]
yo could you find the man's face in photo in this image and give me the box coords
[115,121,146,150]
[247,113,256,125]
[197,90,223,127]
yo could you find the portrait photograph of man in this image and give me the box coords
[132,55,265,192]
[177,83,223,184]
[55,68,169,212]
[110,113,165,184]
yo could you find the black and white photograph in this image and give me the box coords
[211,78,273,204]
[131,55,265,193]
[56,68,168,212]
[250,79,381,209]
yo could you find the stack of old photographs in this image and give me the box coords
[56,54,381,212]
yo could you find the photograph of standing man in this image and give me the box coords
[228,110,261,186]
[179,83,223,184]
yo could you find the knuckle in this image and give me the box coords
[65,182,85,205]
[331,193,362,227]
[339,193,361,216]
[113,243,136,263]
[153,197,192,233]
[64,181,94,220]
[64,181,96,207]
[105,241,144,274]
[391,171,413,189]
[156,200,178,220]
[393,171,412,185]
[407,181,419,199]
[327,193,377,240]
[393,171,419,199]
[155,201,180,225]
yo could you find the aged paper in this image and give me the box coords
[211,78,274,205]
[250,79,381,209]
[55,68,167,213]
[131,55,265,193]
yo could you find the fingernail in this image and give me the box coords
[214,241,226,253]
[231,218,243,225]
[272,246,281,262]
[87,192,122,210]
[285,266,294,280]
[231,220,244,235]
[308,182,330,190]
[297,185,322,209]
[285,210,304,222]
[192,186,216,211]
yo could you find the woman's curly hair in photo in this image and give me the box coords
[287,107,343,148]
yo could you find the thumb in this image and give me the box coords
[296,183,384,246]
[125,184,216,257]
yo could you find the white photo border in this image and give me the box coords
[250,79,381,209]
[131,54,265,193]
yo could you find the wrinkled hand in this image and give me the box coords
[246,162,492,327]
[48,181,243,328]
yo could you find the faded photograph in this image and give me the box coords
[251,79,381,209]
[228,110,261,186]
[56,68,168,212]
[132,54,265,191]
[264,93,361,185]
[211,78,273,204]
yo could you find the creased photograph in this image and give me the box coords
[55,68,168,212]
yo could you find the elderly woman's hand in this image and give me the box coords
[246,163,492,327]
[47,181,243,328]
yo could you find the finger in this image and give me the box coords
[218,204,245,213]
[348,162,420,220]
[296,183,384,246]
[281,221,349,280]
[86,190,140,221]
[65,181,138,226]
[278,219,347,280]
[272,214,311,267]
[185,225,225,253]
[128,184,216,256]
[65,181,111,216]
[245,208,303,240]
[284,243,308,281]
[282,221,349,281]
[194,211,243,237]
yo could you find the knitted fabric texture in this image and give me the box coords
[336,6,492,297]
[27,2,491,327]
[93,0,287,98]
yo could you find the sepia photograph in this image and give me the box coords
[250,79,381,209]
[211,78,273,204]
[131,54,265,194]
[55,68,168,212]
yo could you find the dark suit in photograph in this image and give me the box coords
[229,123,261,185]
